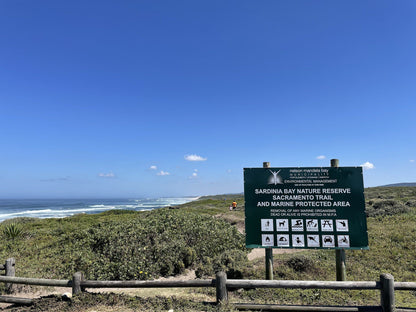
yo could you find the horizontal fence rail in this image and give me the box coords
[0,276,71,287]
[226,280,380,290]
[81,279,215,288]
[234,303,382,312]
[0,295,32,306]
[393,282,416,290]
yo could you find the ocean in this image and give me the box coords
[0,197,198,223]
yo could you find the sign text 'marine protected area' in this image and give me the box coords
[244,167,368,250]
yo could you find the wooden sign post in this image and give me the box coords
[263,161,273,280]
[332,159,346,281]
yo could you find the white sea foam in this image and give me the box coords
[0,209,53,218]
[0,197,198,223]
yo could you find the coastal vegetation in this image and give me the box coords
[0,187,416,311]
[0,207,247,282]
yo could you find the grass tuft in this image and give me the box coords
[2,222,24,240]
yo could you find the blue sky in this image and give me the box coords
[1,0,415,198]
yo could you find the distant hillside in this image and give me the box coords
[380,182,416,187]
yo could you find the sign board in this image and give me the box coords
[244,167,368,250]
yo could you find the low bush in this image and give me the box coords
[365,199,410,217]
[405,200,416,207]
[195,249,249,279]
[52,209,247,280]
[285,255,315,273]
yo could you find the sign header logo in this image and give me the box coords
[268,169,283,185]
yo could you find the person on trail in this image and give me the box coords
[232,201,237,210]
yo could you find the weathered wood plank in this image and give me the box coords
[380,274,395,312]
[81,279,215,288]
[72,272,83,295]
[332,159,347,283]
[0,276,71,287]
[0,295,33,305]
[394,282,416,290]
[0,276,392,291]
[226,279,379,290]
[216,271,227,305]
[234,303,381,311]
[5,258,16,293]
[263,161,274,281]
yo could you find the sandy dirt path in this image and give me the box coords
[247,248,302,261]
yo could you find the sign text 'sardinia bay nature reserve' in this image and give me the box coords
[244,167,368,250]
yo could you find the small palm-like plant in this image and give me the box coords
[2,223,23,239]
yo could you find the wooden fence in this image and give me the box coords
[0,258,15,294]
[1,260,416,311]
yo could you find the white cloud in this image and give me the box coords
[227,169,232,173]
[157,170,170,176]
[360,162,375,170]
[410,160,415,163]
[185,154,207,161]
[149,165,157,170]
[188,169,198,179]
[41,176,71,182]
[316,155,326,160]
[98,172,115,178]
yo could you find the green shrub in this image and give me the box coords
[366,199,410,217]
[53,209,247,280]
[405,200,416,208]
[195,249,249,279]
[183,247,197,267]
[285,255,315,272]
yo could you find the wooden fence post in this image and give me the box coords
[263,161,274,280]
[5,258,15,293]
[216,271,228,305]
[331,159,347,281]
[72,272,84,295]
[380,273,395,312]
[335,248,346,281]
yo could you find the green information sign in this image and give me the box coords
[244,167,368,250]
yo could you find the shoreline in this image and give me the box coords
[0,196,200,224]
